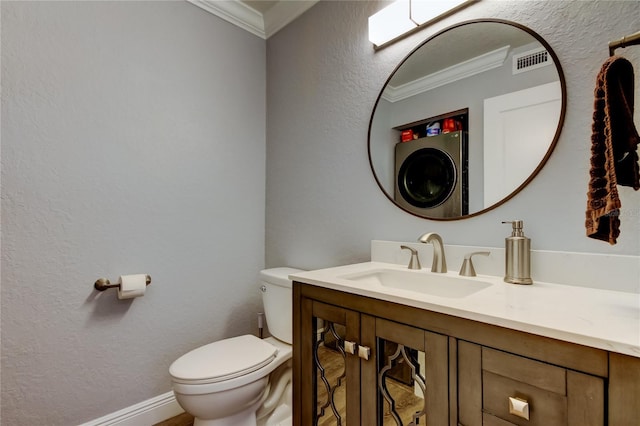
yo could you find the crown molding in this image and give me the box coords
[263,1,318,38]
[188,0,319,39]
[383,45,510,103]
[189,0,264,37]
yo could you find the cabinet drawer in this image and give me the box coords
[483,370,567,426]
[480,347,605,426]
[482,347,565,394]
[482,347,568,425]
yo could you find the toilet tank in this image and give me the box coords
[260,267,304,344]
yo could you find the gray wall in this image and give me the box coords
[1,1,266,424]
[266,0,640,271]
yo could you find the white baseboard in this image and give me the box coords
[79,391,184,426]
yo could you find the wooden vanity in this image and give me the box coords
[292,278,640,425]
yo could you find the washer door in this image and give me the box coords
[397,148,457,208]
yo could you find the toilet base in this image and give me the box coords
[175,377,266,426]
[172,337,293,426]
[191,390,263,426]
[257,405,292,426]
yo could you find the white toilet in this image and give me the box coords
[169,267,302,426]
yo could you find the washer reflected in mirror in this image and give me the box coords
[395,131,467,218]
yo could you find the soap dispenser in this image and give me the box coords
[502,220,533,285]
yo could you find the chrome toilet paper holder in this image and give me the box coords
[94,275,152,291]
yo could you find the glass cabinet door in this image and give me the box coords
[361,317,450,426]
[296,292,450,426]
[299,299,362,425]
[315,319,348,425]
[379,339,426,424]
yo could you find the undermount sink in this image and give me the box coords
[341,268,492,298]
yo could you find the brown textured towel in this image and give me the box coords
[586,56,640,244]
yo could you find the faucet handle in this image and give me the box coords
[400,245,421,270]
[459,251,490,277]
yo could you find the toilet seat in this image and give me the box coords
[171,336,292,396]
[170,334,277,385]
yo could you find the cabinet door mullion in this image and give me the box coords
[344,308,361,425]
[360,314,377,425]
[425,330,450,425]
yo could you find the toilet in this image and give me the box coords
[169,267,302,426]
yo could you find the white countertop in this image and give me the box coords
[290,261,640,358]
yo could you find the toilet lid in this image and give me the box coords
[170,335,277,384]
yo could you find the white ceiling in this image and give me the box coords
[188,0,319,39]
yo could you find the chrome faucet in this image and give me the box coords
[418,233,447,273]
[400,245,421,270]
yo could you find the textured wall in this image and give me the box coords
[265,1,640,271]
[1,1,266,424]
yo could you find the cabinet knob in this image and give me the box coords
[358,345,371,360]
[508,396,530,420]
[344,340,357,355]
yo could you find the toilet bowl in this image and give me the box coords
[169,268,302,426]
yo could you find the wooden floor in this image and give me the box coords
[153,412,193,426]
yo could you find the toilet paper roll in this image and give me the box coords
[117,274,147,300]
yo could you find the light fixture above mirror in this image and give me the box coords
[368,0,476,48]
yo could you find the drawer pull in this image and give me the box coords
[509,396,530,420]
[344,340,357,355]
[358,345,371,360]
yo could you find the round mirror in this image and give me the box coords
[368,19,566,220]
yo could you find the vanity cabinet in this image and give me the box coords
[295,293,449,425]
[293,281,640,426]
